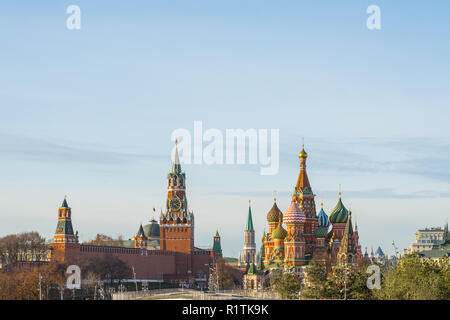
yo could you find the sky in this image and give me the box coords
[0,1,449,257]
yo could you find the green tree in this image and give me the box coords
[271,269,302,300]
[327,266,352,299]
[348,262,375,300]
[374,253,450,300]
[301,261,328,299]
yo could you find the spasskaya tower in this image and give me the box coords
[159,140,194,253]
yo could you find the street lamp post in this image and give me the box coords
[132,266,138,293]
[158,272,163,292]
[341,260,349,300]
[38,273,42,301]
[216,262,219,293]
[343,266,347,300]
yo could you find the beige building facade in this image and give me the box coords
[408,227,446,253]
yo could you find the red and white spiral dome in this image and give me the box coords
[283,200,306,224]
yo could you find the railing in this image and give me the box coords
[112,288,280,300]
[112,288,192,300]
[192,289,279,300]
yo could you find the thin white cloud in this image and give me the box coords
[0,133,166,165]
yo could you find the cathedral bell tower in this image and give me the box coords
[293,144,318,256]
[160,140,194,254]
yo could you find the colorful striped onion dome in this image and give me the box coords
[317,204,330,228]
[267,201,283,223]
[272,221,287,240]
[283,200,306,224]
[328,195,349,224]
[314,227,328,238]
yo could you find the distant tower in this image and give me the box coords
[50,197,80,262]
[133,224,148,248]
[293,144,318,255]
[160,140,194,254]
[242,201,256,265]
[212,230,222,258]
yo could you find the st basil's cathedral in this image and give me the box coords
[240,145,362,289]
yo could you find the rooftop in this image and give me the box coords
[417,227,444,232]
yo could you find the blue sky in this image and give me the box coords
[0,1,449,257]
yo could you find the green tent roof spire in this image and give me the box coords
[247,263,257,275]
[246,200,254,231]
[172,139,182,174]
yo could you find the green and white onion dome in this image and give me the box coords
[328,196,349,224]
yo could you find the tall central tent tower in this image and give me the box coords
[292,145,318,255]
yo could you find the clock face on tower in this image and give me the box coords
[170,198,182,211]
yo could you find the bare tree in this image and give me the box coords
[0,234,21,265]
[0,232,48,267]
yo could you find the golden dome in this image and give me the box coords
[298,145,308,159]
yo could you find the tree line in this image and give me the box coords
[271,253,450,300]
[0,232,48,266]
[0,232,134,299]
[0,254,134,300]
